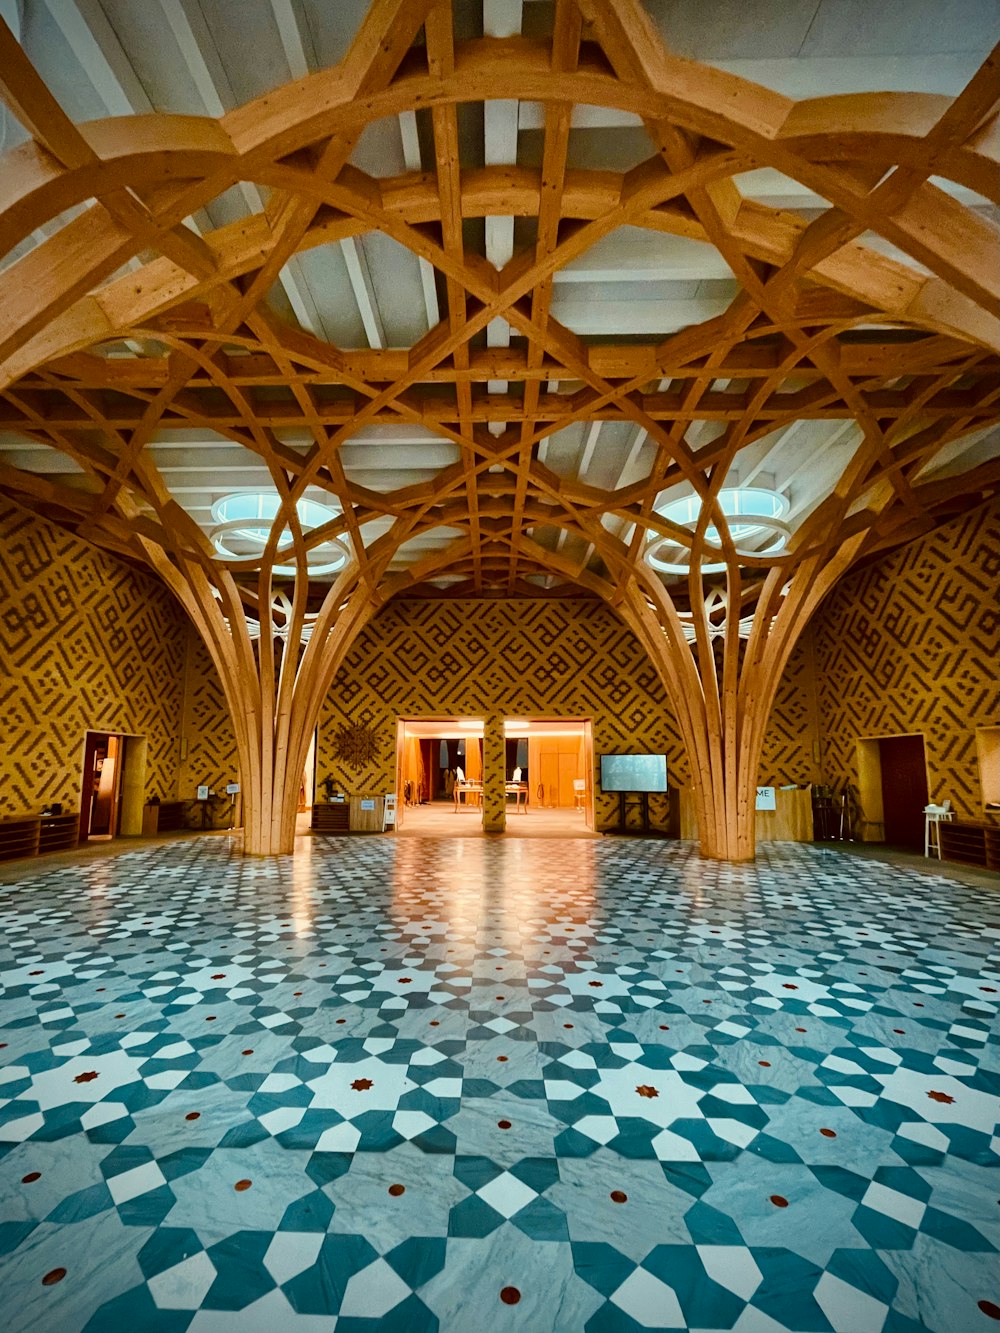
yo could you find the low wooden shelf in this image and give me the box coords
[939,820,1000,872]
[0,816,41,862]
[38,813,79,855]
[0,812,79,863]
[312,802,350,833]
[141,800,186,836]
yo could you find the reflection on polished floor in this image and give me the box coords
[0,834,997,1332]
[398,801,597,839]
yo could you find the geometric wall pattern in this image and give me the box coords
[813,500,1000,820]
[0,500,187,817]
[759,636,822,789]
[177,626,240,798]
[318,597,689,830]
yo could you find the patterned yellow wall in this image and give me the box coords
[177,625,240,797]
[813,500,1000,819]
[759,636,823,787]
[0,500,187,817]
[317,597,689,829]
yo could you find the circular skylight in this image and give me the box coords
[209,493,348,577]
[646,487,790,576]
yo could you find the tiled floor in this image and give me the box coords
[397,802,598,837]
[0,835,997,1333]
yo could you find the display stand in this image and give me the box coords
[605,791,670,837]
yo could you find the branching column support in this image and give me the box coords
[140,533,376,856]
[622,524,871,861]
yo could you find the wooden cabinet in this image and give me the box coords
[142,801,186,836]
[0,813,79,863]
[312,802,350,833]
[38,813,79,855]
[311,797,385,834]
[939,820,1000,871]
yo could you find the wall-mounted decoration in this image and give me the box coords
[332,722,379,772]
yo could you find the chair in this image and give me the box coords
[382,793,397,832]
[573,779,587,812]
[923,800,952,858]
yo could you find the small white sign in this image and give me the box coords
[360,798,376,811]
[756,786,776,811]
[196,785,210,801]
[226,783,240,795]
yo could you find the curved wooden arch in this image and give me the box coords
[0,0,997,855]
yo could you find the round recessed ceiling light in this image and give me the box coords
[209,493,349,576]
[646,486,790,575]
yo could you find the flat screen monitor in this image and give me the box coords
[600,753,667,793]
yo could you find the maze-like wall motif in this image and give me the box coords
[178,627,240,797]
[760,637,822,787]
[0,501,186,816]
[814,501,1000,819]
[318,598,689,829]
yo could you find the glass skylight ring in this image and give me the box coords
[210,519,350,577]
[646,513,791,575]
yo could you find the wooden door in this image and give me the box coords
[79,731,108,843]
[879,735,928,848]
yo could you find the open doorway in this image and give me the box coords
[394,716,595,837]
[504,717,595,835]
[396,717,485,833]
[80,730,147,844]
[856,733,929,849]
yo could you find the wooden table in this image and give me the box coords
[453,781,483,810]
[505,782,528,813]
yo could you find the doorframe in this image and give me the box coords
[503,715,595,829]
[396,716,487,829]
[855,732,928,843]
[80,729,147,841]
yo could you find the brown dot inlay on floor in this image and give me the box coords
[388,1183,405,1197]
[500,1287,521,1305]
[610,1190,628,1204]
[185,1112,200,1121]
[979,1300,1000,1320]
[498,1119,512,1130]
[759,1061,771,1067]
[234,1179,252,1191]
[770,1194,789,1207]
[497,1055,508,1062]
[22,1172,41,1183]
[42,1268,66,1286]
[242,1049,253,1056]
[820,1128,837,1138]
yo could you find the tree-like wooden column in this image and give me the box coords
[618,495,877,861]
[122,479,381,856]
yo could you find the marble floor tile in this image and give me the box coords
[0,835,997,1332]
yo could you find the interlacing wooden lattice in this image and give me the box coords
[0,0,997,856]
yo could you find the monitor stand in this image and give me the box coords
[603,791,669,837]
